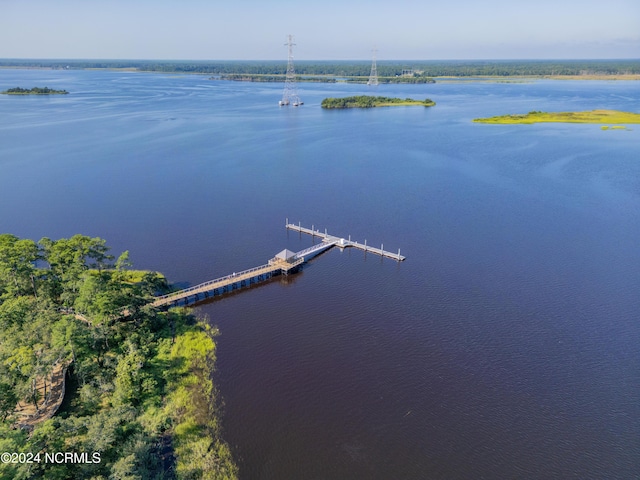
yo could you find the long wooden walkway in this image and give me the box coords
[152,222,404,308]
[153,258,301,308]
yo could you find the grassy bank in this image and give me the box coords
[473,109,640,124]
[157,312,238,479]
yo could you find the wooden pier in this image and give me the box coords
[152,222,404,308]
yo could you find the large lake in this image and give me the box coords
[1,69,639,479]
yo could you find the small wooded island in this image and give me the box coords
[321,95,436,109]
[1,87,69,95]
[473,109,640,124]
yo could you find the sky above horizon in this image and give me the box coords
[1,0,638,60]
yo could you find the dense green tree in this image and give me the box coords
[113,340,149,407]
[0,383,17,421]
[0,295,37,330]
[0,306,64,412]
[39,235,113,306]
[0,234,237,479]
[0,235,39,299]
[0,422,27,480]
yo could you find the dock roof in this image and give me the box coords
[275,249,298,261]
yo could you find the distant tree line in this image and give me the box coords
[1,59,638,76]
[217,74,336,83]
[214,73,434,84]
[369,76,436,84]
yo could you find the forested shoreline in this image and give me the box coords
[214,74,435,84]
[0,234,237,479]
[1,59,638,77]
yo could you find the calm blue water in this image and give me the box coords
[1,69,639,479]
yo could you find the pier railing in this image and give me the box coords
[286,220,405,261]
[153,263,273,305]
[294,240,337,260]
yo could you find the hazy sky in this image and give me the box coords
[1,0,638,60]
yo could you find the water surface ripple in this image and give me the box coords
[1,70,639,479]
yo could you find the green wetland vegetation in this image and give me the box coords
[321,95,436,109]
[1,87,68,95]
[0,234,237,480]
[473,109,640,125]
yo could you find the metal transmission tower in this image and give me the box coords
[367,47,379,86]
[280,34,303,106]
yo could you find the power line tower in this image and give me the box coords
[280,34,303,106]
[367,47,379,86]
